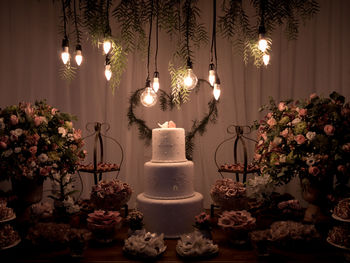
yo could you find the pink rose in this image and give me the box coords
[342,143,350,152]
[298,108,307,117]
[308,166,320,176]
[39,167,50,176]
[337,165,346,173]
[34,116,42,127]
[73,129,82,140]
[24,104,34,117]
[168,121,176,128]
[280,128,289,138]
[267,118,277,127]
[324,124,335,136]
[10,115,18,125]
[51,108,58,115]
[294,134,306,144]
[0,141,7,149]
[278,102,286,111]
[29,146,37,155]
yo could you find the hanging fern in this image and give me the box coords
[109,39,128,94]
[59,62,77,82]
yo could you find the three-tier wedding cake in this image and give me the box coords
[137,121,203,238]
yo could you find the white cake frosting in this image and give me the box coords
[137,192,203,238]
[137,125,203,238]
[151,128,187,162]
[143,161,194,199]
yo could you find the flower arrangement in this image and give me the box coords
[218,210,256,231]
[123,229,167,259]
[176,231,219,258]
[0,100,85,182]
[194,212,212,231]
[254,92,350,194]
[90,179,132,211]
[126,210,144,231]
[269,221,319,242]
[87,210,122,242]
[210,178,247,210]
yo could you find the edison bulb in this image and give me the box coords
[61,46,70,64]
[183,68,198,90]
[258,38,268,52]
[75,50,83,66]
[213,83,221,100]
[105,64,112,81]
[263,54,270,65]
[209,69,215,86]
[141,87,157,107]
[103,40,112,54]
[152,77,159,92]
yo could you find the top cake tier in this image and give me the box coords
[152,128,187,162]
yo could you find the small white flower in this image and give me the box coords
[30,161,37,168]
[58,127,67,137]
[306,131,316,141]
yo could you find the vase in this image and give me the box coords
[11,177,43,206]
[300,178,331,224]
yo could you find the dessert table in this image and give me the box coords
[0,223,343,263]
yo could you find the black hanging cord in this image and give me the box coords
[154,0,159,72]
[259,0,266,34]
[146,0,154,80]
[185,0,191,64]
[210,0,216,64]
[61,0,67,39]
[105,0,112,36]
[73,0,80,45]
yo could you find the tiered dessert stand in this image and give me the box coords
[212,125,260,215]
[327,199,350,261]
[0,213,20,250]
[77,122,124,185]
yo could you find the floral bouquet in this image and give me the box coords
[210,178,247,210]
[90,179,132,211]
[0,100,85,182]
[194,212,212,231]
[87,210,122,242]
[218,210,256,244]
[126,210,144,232]
[254,92,350,197]
[123,229,167,259]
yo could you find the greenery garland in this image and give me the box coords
[127,79,218,160]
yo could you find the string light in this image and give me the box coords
[208,63,216,86]
[75,44,83,66]
[61,37,70,65]
[105,55,112,81]
[141,79,157,107]
[213,77,221,100]
[152,71,160,92]
[103,40,112,54]
[263,53,270,65]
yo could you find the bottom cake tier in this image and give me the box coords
[136,192,203,238]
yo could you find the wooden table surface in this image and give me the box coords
[0,224,344,263]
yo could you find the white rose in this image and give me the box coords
[58,127,67,137]
[38,153,48,163]
[306,131,316,141]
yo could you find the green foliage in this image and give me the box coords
[168,63,190,107]
[109,39,128,94]
[127,79,219,159]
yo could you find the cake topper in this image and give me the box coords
[158,121,176,128]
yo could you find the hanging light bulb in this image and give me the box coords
[213,77,221,100]
[75,44,83,66]
[152,71,160,92]
[103,39,112,54]
[208,63,216,86]
[141,79,157,107]
[61,37,70,65]
[258,25,268,53]
[104,55,112,81]
[263,53,270,66]
[183,58,198,91]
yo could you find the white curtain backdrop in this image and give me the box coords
[0,0,349,208]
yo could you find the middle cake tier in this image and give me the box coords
[143,161,194,199]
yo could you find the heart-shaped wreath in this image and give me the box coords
[127,79,219,160]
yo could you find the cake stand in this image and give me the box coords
[0,213,21,250]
